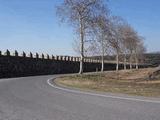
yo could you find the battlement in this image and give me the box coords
[0,50,149,78]
[0,49,103,63]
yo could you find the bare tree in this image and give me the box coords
[134,36,146,69]
[121,25,137,69]
[120,23,133,70]
[90,13,110,72]
[108,16,126,71]
[57,0,106,74]
[120,24,146,70]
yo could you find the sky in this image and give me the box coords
[0,0,160,56]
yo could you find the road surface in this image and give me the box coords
[0,75,160,120]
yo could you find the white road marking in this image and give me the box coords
[0,78,20,82]
[47,78,160,104]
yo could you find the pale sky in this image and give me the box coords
[0,0,160,55]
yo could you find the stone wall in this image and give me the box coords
[0,50,147,78]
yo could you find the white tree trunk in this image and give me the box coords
[101,54,104,72]
[116,53,119,71]
[79,18,84,74]
[130,54,132,69]
[136,62,139,70]
[101,35,104,72]
[135,53,139,70]
[124,53,127,70]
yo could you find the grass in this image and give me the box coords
[55,68,160,97]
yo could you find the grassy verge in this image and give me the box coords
[55,68,160,97]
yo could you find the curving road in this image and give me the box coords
[0,75,160,120]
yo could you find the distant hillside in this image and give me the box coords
[87,53,160,67]
[144,53,160,66]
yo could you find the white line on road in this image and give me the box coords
[47,78,160,104]
[0,78,21,82]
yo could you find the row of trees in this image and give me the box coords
[57,0,146,74]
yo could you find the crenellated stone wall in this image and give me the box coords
[0,50,148,78]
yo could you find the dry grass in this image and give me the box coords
[56,68,160,97]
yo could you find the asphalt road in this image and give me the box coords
[0,75,160,120]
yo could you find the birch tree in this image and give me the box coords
[108,16,125,71]
[120,23,133,70]
[57,0,107,74]
[122,25,137,69]
[90,14,110,72]
[134,37,146,69]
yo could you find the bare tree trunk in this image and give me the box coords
[116,53,119,71]
[79,18,84,74]
[136,61,138,70]
[116,53,119,80]
[130,54,132,69]
[101,35,104,72]
[101,54,104,72]
[135,53,139,70]
[124,53,127,70]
